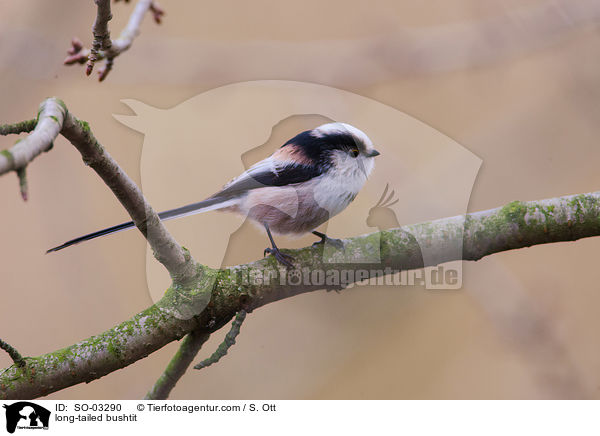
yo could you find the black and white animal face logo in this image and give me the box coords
[3,402,50,433]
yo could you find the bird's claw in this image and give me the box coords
[264,247,295,268]
[312,236,344,249]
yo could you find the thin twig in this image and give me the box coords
[0,99,66,175]
[146,311,247,400]
[0,338,26,368]
[16,167,28,201]
[65,0,164,81]
[1,118,37,201]
[0,120,37,136]
[194,310,247,370]
[145,331,211,400]
[87,0,113,76]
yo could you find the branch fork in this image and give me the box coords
[64,0,164,81]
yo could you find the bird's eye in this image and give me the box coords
[350,148,359,158]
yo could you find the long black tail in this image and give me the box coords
[46,196,236,253]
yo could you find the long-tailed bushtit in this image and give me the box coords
[47,122,380,266]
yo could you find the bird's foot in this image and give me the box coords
[312,233,344,249]
[264,247,295,268]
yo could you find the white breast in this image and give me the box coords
[312,153,374,217]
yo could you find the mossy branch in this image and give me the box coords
[1,188,600,398]
[2,99,600,400]
[194,310,247,370]
[144,330,211,400]
[0,119,37,136]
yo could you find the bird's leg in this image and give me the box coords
[312,230,344,249]
[263,224,295,268]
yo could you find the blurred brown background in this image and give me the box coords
[1,0,600,399]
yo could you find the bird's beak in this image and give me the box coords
[367,149,380,157]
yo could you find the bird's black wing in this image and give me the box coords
[212,157,323,199]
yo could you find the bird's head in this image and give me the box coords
[280,122,380,179]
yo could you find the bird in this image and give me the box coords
[47,122,380,267]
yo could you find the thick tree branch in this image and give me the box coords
[1,185,600,398]
[144,331,211,400]
[65,0,164,81]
